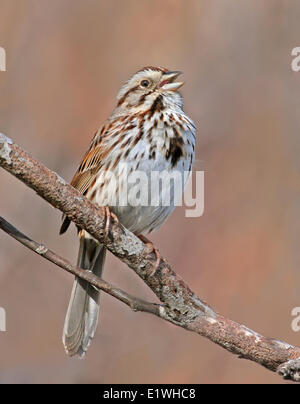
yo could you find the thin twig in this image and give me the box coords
[1,132,300,382]
[0,216,160,315]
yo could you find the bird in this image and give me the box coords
[60,66,196,357]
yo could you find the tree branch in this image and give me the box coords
[0,216,160,315]
[1,132,300,382]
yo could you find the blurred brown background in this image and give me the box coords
[1,0,300,384]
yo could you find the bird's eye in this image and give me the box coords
[140,79,150,88]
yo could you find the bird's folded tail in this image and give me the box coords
[63,236,106,357]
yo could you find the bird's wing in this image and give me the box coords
[60,129,104,234]
[60,116,136,234]
[70,146,103,195]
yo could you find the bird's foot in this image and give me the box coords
[137,234,161,275]
[100,206,119,237]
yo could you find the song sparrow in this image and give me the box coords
[60,66,196,357]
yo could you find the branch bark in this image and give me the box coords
[1,132,300,382]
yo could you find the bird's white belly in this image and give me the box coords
[90,147,191,235]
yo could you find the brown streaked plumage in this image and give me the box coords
[60,66,195,357]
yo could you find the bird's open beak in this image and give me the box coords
[160,71,184,91]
